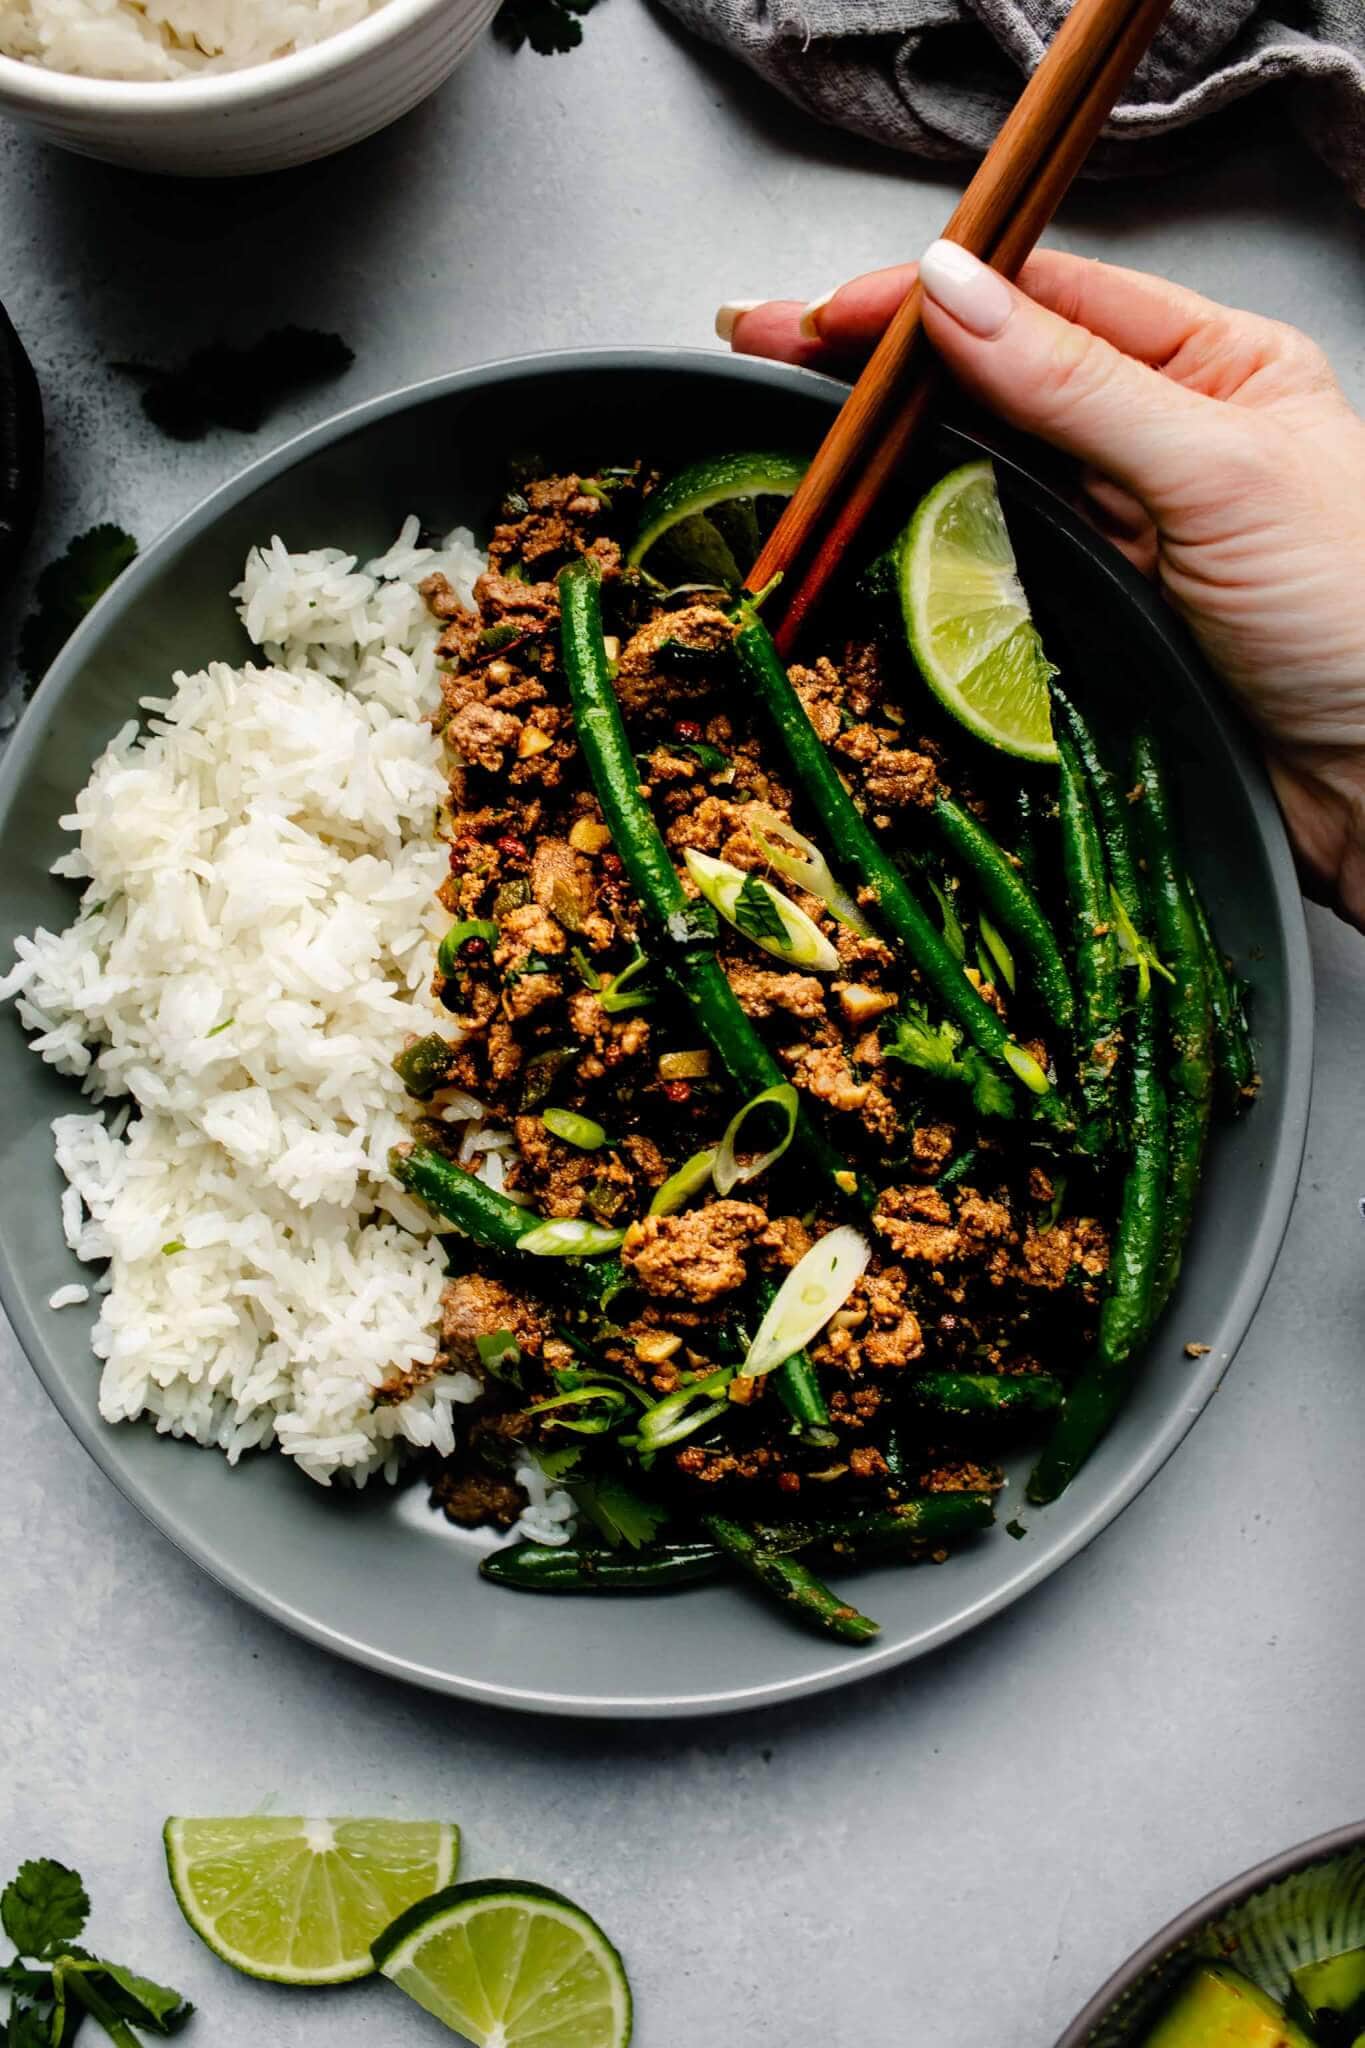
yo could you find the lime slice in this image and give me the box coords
[897,459,1057,762]
[164,1815,458,1985]
[374,1878,632,2048]
[627,450,808,588]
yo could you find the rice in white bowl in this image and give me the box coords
[0,0,388,81]
[1,519,539,1496]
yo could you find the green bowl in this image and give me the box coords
[0,350,1314,1716]
[1057,1823,1365,2045]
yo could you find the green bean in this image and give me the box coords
[930,793,1074,1033]
[759,1493,996,1559]
[1027,703,1174,1503]
[701,1514,880,1643]
[391,1143,628,1315]
[480,1540,725,1593]
[1026,977,1169,1503]
[1130,729,1214,1313]
[908,1373,1064,1426]
[1055,723,1121,1152]
[1186,880,1257,1113]
[732,607,1060,1118]
[559,562,875,1213]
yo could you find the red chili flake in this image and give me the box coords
[673,718,703,743]
[777,1471,802,1495]
[662,1080,691,1105]
[601,853,624,876]
[461,937,488,959]
[496,835,527,862]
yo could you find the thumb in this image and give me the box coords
[917,240,1214,517]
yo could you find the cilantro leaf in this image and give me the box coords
[1,1861,89,1961]
[19,527,138,688]
[6,2001,54,2048]
[961,1048,1015,1122]
[115,328,353,443]
[492,0,598,53]
[731,871,788,950]
[533,1442,582,1483]
[571,1476,668,1550]
[81,1958,193,2035]
[883,1003,1016,1120]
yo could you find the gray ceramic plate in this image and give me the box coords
[0,350,1313,1717]
[1057,1821,1365,2045]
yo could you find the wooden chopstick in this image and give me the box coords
[749,0,1176,655]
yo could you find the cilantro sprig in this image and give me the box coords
[1,1858,192,2046]
[492,0,598,53]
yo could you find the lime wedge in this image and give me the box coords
[374,1878,632,2048]
[897,460,1057,762]
[164,1815,458,1985]
[627,450,808,588]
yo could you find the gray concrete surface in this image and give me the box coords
[2,10,1364,2043]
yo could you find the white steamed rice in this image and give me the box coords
[1,518,571,1528]
[0,0,386,81]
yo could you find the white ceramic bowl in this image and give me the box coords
[0,0,497,175]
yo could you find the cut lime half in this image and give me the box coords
[164,1815,458,1985]
[627,450,808,589]
[897,459,1057,762]
[375,1878,632,2048]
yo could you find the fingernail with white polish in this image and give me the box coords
[715,301,762,343]
[798,288,837,339]
[918,240,1014,338]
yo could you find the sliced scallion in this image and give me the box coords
[516,1217,627,1257]
[638,1366,735,1448]
[747,804,872,936]
[542,1107,607,1150]
[978,909,1016,993]
[648,1147,719,1216]
[683,847,840,971]
[713,1081,799,1196]
[529,1384,629,1434]
[599,945,654,1015]
[741,1225,871,1379]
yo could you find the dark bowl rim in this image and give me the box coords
[0,345,1316,1716]
[1055,1818,1365,2046]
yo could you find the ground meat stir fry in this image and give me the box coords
[396,459,1113,1547]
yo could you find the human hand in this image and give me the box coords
[718,246,1365,930]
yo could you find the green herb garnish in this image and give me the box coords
[115,329,353,442]
[1,1857,192,2043]
[19,526,138,688]
[492,0,598,52]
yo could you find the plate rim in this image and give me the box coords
[0,346,1315,1717]
[1054,1818,1365,2046]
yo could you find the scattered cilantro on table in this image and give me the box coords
[114,328,353,442]
[18,525,138,690]
[493,0,598,55]
[1,1857,192,2045]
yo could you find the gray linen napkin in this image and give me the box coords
[656,0,1365,200]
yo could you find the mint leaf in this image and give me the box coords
[571,1476,668,1550]
[19,528,138,688]
[731,871,788,949]
[1,1861,89,1961]
[532,1443,582,1483]
[963,1048,1015,1122]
